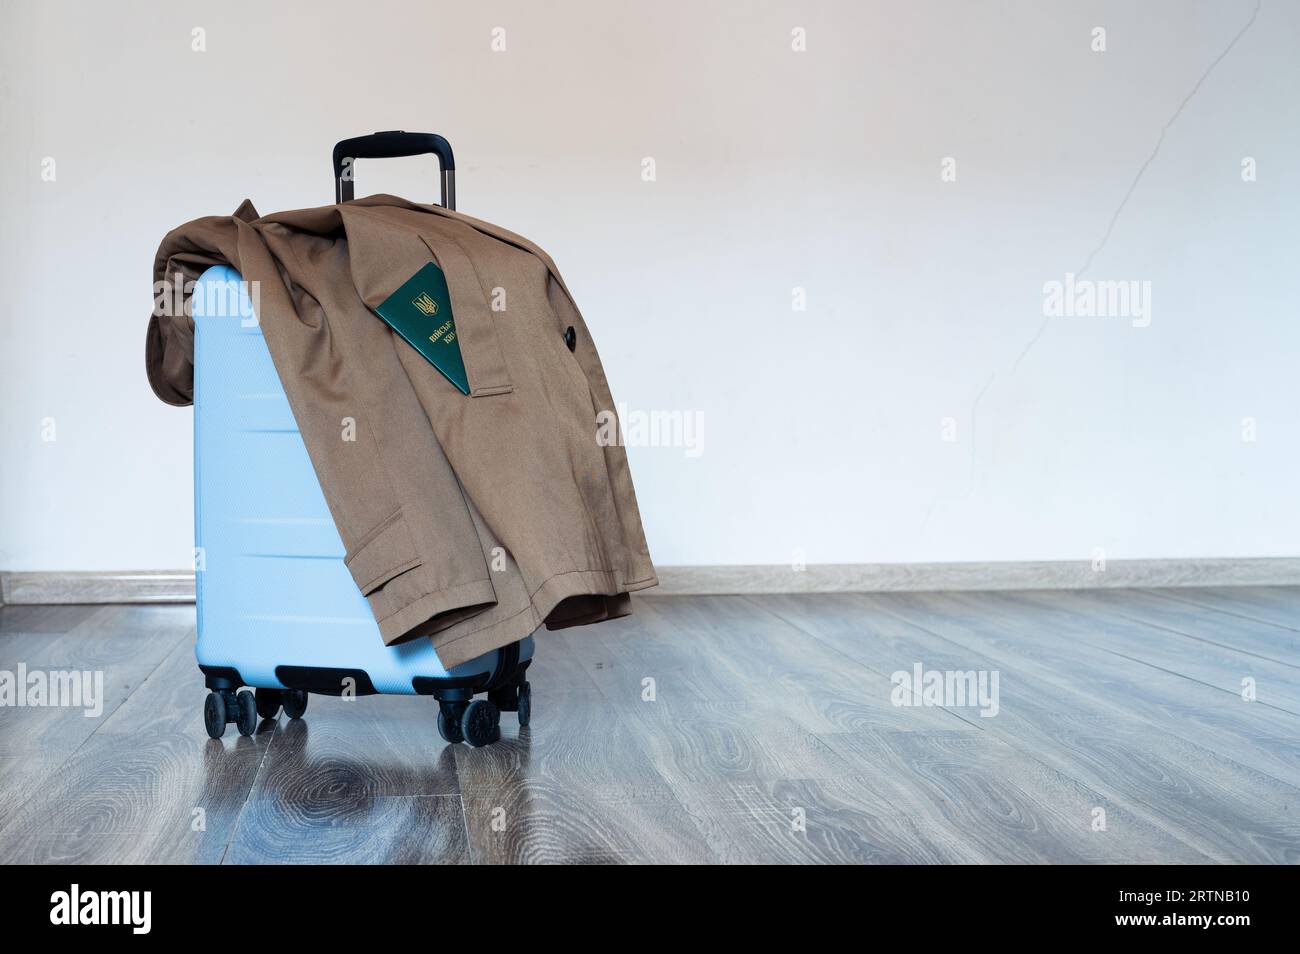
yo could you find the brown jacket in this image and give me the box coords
[148,195,656,667]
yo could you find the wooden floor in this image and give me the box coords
[1,588,1298,864]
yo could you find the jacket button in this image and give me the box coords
[564,326,577,352]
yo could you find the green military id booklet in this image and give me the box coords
[373,261,470,395]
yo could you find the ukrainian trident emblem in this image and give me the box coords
[413,292,439,316]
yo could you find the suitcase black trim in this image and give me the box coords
[200,647,524,697]
[487,640,521,691]
[199,664,246,691]
[410,643,529,698]
[411,674,480,695]
[275,665,378,696]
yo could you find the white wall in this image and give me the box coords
[2,0,1298,572]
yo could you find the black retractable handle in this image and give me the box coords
[332,130,456,209]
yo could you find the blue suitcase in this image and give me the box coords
[192,132,533,748]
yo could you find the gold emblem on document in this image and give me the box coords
[412,292,439,316]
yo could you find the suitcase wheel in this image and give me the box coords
[203,688,259,739]
[437,707,464,744]
[517,681,532,728]
[461,699,501,748]
[235,690,258,737]
[436,698,501,747]
[204,691,227,740]
[282,689,309,720]
[255,688,283,720]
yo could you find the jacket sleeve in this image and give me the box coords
[145,201,259,405]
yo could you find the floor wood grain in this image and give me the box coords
[0,589,1296,863]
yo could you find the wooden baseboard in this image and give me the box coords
[2,558,1299,605]
[650,558,1300,594]
[0,571,196,605]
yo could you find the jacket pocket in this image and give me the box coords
[419,234,513,398]
[345,509,422,595]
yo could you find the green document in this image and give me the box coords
[373,262,470,395]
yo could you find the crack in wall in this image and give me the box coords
[960,0,1264,505]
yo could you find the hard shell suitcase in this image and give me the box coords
[193,132,532,748]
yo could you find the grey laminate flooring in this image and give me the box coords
[1,589,1297,863]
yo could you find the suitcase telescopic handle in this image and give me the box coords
[332,130,456,209]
